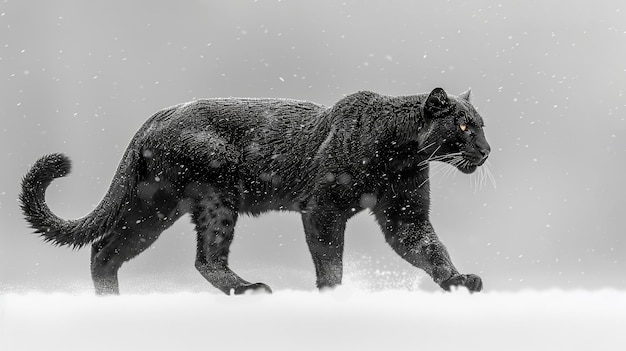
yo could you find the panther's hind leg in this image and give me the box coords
[90,236,124,295]
[190,185,272,295]
[90,187,183,295]
[90,222,167,295]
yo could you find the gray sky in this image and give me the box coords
[1,0,625,293]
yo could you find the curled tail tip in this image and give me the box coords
[20,153,73,240]
[35,153,72,179]
[20,153,72,196]
[20,153,103,248]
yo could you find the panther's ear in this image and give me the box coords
[425,87,449,110]
[459,88,471,102]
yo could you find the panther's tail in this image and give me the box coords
[20,150,138,248]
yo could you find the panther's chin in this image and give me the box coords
[457,164,478,174]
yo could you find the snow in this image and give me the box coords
[1,289,624,351]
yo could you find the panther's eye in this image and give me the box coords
[460,124,468,132]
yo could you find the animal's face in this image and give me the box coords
[420,88,491,174]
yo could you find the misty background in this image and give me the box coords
[0,0,624,293]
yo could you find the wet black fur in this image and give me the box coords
[20,88,490,294]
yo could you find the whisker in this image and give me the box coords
[418,159,452,189]
[480,165,487,190]
[443,157,462,179]
[421,153,496,192]
[426,145,442,161]
[420,152,499,193]
[429,162,448,174]
[442,163,456,176]
[474,165,484,193]
[418,151,463,165]
[483,165,489,189]
[417,145,443,166]
[484,161,497,190]
[438,163,453,180]
[443,155,461,165]
[415,141,437,154]
[418,152,463,170]
[436,152,462,158]
[430,162,450,179]
[477,165,484,192]
[417,170,433,189]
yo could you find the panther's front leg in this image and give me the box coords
[301,205,348,290]
[374,212,483,292]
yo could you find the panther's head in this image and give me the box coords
[420,87,491,174]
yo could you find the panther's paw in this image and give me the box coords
[440,274,483,293]
[233,282,273,295]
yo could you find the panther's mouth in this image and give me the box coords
[457,162,478,174]
[456,152,487,174]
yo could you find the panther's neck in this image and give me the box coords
[322,92,431,173]
[374,93,427,144]
[326,91,427,140]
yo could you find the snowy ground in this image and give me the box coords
[1,289,624,351]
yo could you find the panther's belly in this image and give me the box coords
[236,152,314,215]
[237,184,303,215]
